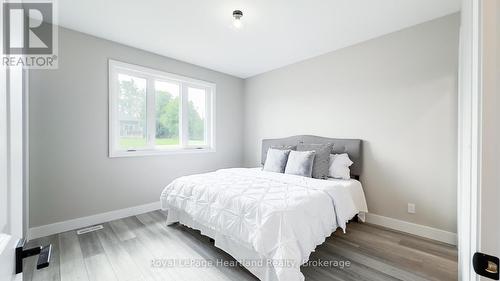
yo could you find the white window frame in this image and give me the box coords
[109,60,216,157]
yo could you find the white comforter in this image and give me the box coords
[160,168,368,281]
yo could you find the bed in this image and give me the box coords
[160,135,368,281]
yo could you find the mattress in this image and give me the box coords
[160,168,368,281]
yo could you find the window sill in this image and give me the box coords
[109,147,216,158]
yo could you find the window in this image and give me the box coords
[109,60,215,157]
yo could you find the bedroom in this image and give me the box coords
[1,0,499,281]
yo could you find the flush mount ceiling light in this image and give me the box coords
[232,10,243,29]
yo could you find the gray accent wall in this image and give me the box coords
[243,14,460,233]
[29,27,244,227]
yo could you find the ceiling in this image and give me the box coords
[58,0,461,78]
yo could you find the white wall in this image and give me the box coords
[28,27,244,227]
[243,14,459,232]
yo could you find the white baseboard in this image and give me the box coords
[28,202,160,240]
[27,204,457,245]
[365,213,457,245]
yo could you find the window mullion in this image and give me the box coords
[146,77,155,149]
[206,88,211,148]
[180,83,189,148]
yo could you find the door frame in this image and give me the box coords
[0,2,26,279]
[457,0,482,280]
[0,66,25,281]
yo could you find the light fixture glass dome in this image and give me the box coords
[233,10,243,29]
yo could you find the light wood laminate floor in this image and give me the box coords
[25,211,458,281]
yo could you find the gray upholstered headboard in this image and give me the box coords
[261,135,363,179]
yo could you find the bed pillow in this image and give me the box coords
[328,153,354,180]
[297,143,333,179]
[284,150,316,177]
[263,148,291,173]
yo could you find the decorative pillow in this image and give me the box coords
[263,148,291,173]
[297,143,334,179]
[328,153,354,180]
[284,150,316,177]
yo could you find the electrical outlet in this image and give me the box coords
[408,203,416,214]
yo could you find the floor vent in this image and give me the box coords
[76,225,103,235]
